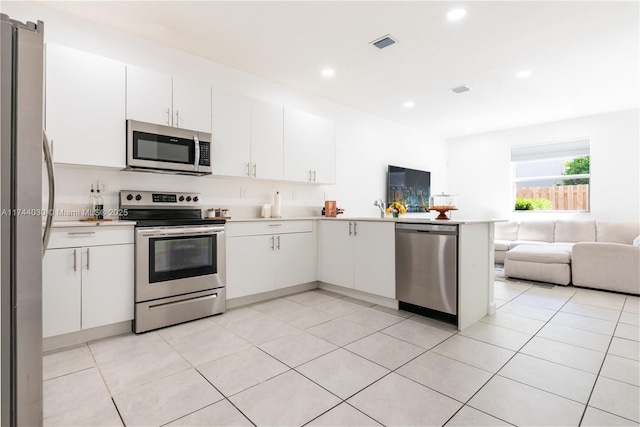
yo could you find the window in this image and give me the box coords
[511,139,590,211]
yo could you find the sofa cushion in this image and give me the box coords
[509,240,550,250]
[597,221,640,244]
[494,240,511,251]
[554,220,596,243]
[517,220,555,242]
[495,221,519,241]
[507,245,571,263]
[550,242,576,249]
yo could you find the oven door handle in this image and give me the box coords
[138,226,224,237]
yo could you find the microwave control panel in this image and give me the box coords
[199,143,210,166]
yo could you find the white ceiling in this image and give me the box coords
[37,1,639,138]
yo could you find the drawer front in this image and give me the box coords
[226,220,314,237]
[47,226,134,249]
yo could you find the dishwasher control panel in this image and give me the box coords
[396,223,458,234]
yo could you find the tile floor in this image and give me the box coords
[43,280,640,426]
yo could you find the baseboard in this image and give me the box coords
[317,282,398,309]
[43,321,133,353]
[226,282,318,309]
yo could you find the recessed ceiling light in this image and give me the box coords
[516,70,532,78]
[321,68,335,77]
[403,101,415,108]
[447,8,467,21]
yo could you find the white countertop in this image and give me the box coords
[228,216,504,225]
[49,220,137,228]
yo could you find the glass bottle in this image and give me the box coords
[87,185,96,219]
[95,182,104,220]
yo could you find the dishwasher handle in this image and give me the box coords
[396,223,458,235]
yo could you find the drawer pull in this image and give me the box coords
[68,231,96,236]
[149,293,217,310]
[268,224,282,227]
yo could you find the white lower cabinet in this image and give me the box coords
[43,227,134,338]
[226,221,317,299]
[320,220,395,299]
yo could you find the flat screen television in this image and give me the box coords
[387,165,431,213]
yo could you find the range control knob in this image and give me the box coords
[135,194,142,201]
[193,196,199,202]
[178,196,185,202]
[126,194,133,201]
[186,196,192,202]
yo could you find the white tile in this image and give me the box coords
[167,327,252,366]
[272,305,336,329]
[43,394,122,427]
[98,345,191,394]
[520,336,605,374]
[600,354,640,386]
[43,367,111,419]
[342,308,405,330]
[608,337,640,361]
[561,302,620,322]
[615,323,640,342]
[307,318,375,347]
[589,376,640,422]
[286,290,340,306]
[88,332,170,365]
[251,297,305,316]
[480,311,546,334]
[197,346,289,396]
[381,318,454,349]
[493,288,524,301]
[397,352,492,402]
[571,291,626,311]
[166,400,253,426]
[409,314,460,333]
[297,349,389,399]
[113,368,223,427]
[371,304,414,318]
[307,403,382,426]
[537,323,611,352]
[43,345,95,381]
[259,331,337,367]
[498,353,597,403]
[156,317,221,343]
[511,293,566,310]
[495,281,532,294]
[468,376,584,426]
[432,335,515,373]
[524,285,576,300]
[550,311,617,335]
[341,296,376,307]
[229,370,341,426]
[348,373,462,427]
[344,332,425,370]
[212,306,267,330]
[223,315,299,346]
[581,406,639,426]
[623,297,640,314]
[494,298,509,308]
[313,299,368,317]
[445,406,512,426]
[619,311,640,326]
[498,301,557,321]
[459,321,533,351]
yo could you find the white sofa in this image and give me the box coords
[495,220,640,294]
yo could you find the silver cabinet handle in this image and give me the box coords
[354,221,358,236]
[313,170,317,182]
[73,249,77,272]
[246,163,250,177]
[166,108,171,126]
[253,163,257,177]
[270,235,275,250]
[276,235,281,250]
[175,110,180,127]
[349,221,353,236]
[86,248,90,270]
[308,170,312,181]
[67,231,96,236]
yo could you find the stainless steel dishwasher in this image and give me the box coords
[395,223,458,325]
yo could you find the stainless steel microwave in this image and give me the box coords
[125,120,212,176]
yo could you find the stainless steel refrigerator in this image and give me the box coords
[1,13,55,427]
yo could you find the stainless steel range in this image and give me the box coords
[120,190,226,333]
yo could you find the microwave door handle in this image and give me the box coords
[193,135,200,173]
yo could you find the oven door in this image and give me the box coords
[135,225,225,302]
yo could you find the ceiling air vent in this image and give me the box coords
[370,34,398,50]
[450,85,471,94]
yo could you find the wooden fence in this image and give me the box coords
[516,184,589,210]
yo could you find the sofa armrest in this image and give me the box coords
[572,242,640,294]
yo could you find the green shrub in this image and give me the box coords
[515,197,533,210]
[530,198,552,210]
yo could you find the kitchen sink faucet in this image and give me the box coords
[374,199,386,218]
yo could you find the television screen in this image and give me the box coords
[387,165,431,213]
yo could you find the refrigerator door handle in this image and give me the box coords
[42,130,55,256]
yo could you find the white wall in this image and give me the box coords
[447,109,640,222]
[3,2,447,219]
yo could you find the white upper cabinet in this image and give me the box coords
[283,108,336,184]
[211,89,251,177]
[251,99,284,180]
[126,65,211,133]
[45,43,126,168]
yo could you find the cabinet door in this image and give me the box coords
[81,244,134,330]
[354,222,396,299]
[320,221,354,288]
[251,99,283,180]
[275,232,317,289]
[211,90,251,177]
[226,235,275,299]
[283,108,335,183]
[126,64,173,126]
[173,76,212,133]
[45,43,126,168]
[43,248,81,338]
